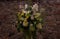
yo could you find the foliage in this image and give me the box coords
[16,4,45,39]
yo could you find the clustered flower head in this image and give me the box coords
[32,3,38,11]
[17,3,44,32]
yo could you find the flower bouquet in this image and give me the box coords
[16,3,45,39]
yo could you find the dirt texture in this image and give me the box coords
[0,0,60,39]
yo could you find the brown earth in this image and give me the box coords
[0,0,60,39]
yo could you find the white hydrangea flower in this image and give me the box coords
[32,3,38,11]
[25,4,28,9]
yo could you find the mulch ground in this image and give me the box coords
[0,1,60,39]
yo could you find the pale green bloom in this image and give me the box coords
[23,20,28,27]
[27,11,31,13]
[35,13,41,18]
[22,10,27,13]
[20,17,24,21]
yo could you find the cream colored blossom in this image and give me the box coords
[25,16,29,20]
[25,4,28,9]
[30,24,33,26]
[20,17,24,21]
[22,10,27,13]
[35,13,41,18]
[23,21,28,27]
[22,10,30,15]
[27,11,31,13]
[32,3,38,11]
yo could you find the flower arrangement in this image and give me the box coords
[16,3,45,39]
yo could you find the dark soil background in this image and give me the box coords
[0,0,60,39]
